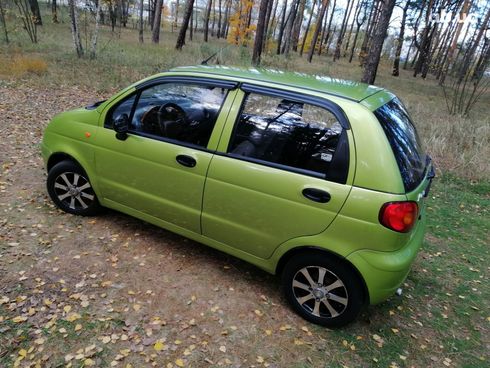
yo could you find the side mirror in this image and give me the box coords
[114,114,129,141]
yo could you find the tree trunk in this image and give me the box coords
[204,0,212,41]
[333,0,354,61]
[151,0,163,43]
[90,1,102,58]
[439,0,470,82]
[291,0,306,52]
[253,0,270,65]
[0,0,8,43]
[28,0,42,25]
[281,0,301,54]
[392,0,410,76]
[457,8,490,82]
[348,0,366,62]
[322,0,336,55]
[139,0,144,42]
[262,0,275,51]
[221,0,231,38]
[343,0,362,57]
[51,0,58,23]
[361,0,396,84]
[358,0,377,65]
[318,2,329,55]
[307,0,329,62]
[68,0,83,57]
[276,0,288,54]
[300,0,317,56]
[176,0,194,49]
[217,0,222,37]
[174,0,179,32]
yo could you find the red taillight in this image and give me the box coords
[379,201,419,233]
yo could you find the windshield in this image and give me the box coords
[374,98,426,192]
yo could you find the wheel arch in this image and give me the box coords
[47,152,80,172]
[276,246,369,304]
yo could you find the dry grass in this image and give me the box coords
[0,52,48,78]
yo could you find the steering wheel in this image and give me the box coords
[158,103,186,137]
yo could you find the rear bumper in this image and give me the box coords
[346,209,426,304]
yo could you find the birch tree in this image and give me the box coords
[68,0,83,57]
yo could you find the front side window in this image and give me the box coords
[107,83,228,148]
[228,92,346,177]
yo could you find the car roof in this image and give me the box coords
[168,65,386,102]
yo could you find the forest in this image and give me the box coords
[0,0,489,367]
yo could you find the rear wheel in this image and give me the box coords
[282,253,364,327]
[47,160,101,216]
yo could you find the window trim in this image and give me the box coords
[225,86,350,183]
[104,78,234,150]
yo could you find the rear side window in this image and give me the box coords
[374,98,426,192]
[228,92,349,182]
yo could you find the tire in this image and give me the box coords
[282,252,364,328]
[47,160,101,216]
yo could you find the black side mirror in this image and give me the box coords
[114,114,129,141]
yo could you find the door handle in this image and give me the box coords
[302,188,331,203]
[176,155,196,168]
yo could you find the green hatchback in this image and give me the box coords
[41,66,434,327]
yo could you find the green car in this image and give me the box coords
[41,66,434,327]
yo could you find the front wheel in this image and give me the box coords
[282,253,364,327]
[47,160,101,216]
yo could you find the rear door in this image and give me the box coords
[95,78,237,234]
[202,85,354,259]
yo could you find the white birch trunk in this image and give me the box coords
[90,2,102,59]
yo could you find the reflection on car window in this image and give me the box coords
[374,98,426,192]
[130,83,227,148]
[228,93,343,175]
[107,95,137,128]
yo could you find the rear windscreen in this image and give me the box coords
[374,98,426,192]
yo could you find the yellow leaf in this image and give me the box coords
[63,305,72,313]
[12,316,27,323]
[175,359,185,367]
[101,336,111,344]
[154,340,165,351]
[66,312,82,322]
[391,328,399,334]
[34,338,45,345]
[75,324,82,331]
[257,356,265,363]
[265,329,272,336]
[84,358,95,366]
[19,349,27,357]
[254,309,263,317]
[133,304,141,312]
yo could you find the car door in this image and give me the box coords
[94,78,238,234]
[202,85,354,259]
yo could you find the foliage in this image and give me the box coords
[227,0,255,46]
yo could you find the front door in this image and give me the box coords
[94,79,237,234]
[202,87,353,259]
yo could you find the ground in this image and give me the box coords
[0,14,489,368]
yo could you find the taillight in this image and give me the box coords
[379,201,419,233]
